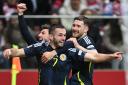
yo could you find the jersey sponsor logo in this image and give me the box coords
[60,54,67,61]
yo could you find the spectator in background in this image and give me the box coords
[0,19,10,69]
[80,8,97,15]
[96,0,121,16]
[102,19,123,54]
[86,0,100,13]
[120,0,128,70]
[19,0,51,15]
[59,0,86,31]
[113,0,121,16]
[52,0,64,14]
[18,0,52,26]
[101,19,123,69]
[5,17,26,47]
[48,12,61,25]
[101,0,113,15]
[120,19,128,70]
[3,0,17,21]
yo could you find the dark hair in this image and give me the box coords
[41,24,50,30]
[49,24,66,34]
[74,16,90,27]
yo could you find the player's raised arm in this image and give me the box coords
[17,3,37,44]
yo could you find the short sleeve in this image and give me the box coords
[67,48,86,61]
[24,41,47,57]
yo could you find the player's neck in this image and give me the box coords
[49,42,56,49]
[78,33,87,40]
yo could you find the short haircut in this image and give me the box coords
[49,24,66,34]
[74,16,90,27]
[41,24,50,30]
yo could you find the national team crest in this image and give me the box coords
[60,54,67,61]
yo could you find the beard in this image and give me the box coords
[53,40,64,48]
[58,42,64,47]
[72,30,85,39]
[72,32,80,38]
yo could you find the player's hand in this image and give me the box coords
[3,49,11,59]
[17,3,27,14]
[113,52,123,61]
[67,38,79,48]
[41,51,55,63]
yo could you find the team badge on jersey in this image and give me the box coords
[60,54,67,61]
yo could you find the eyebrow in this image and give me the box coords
[59,33,66,35]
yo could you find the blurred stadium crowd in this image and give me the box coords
[0,0,127,70]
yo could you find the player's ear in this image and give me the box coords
[84,25,89,32]
[49,34,53,40]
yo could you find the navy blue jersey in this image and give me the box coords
[71,35,96,85]
[18,15,39,68]
[24,41,86,85]
[18,15,38,45]
[56,35,96,85]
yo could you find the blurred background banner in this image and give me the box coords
[0,70,38,85]
[0,70,126,85]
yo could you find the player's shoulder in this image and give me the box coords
[80,35,93,44]
[26,40,48,48]
[33,40,49,47]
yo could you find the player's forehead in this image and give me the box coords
[41,29,48,32]
[73,20,84,25]
[54,28,66,34]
